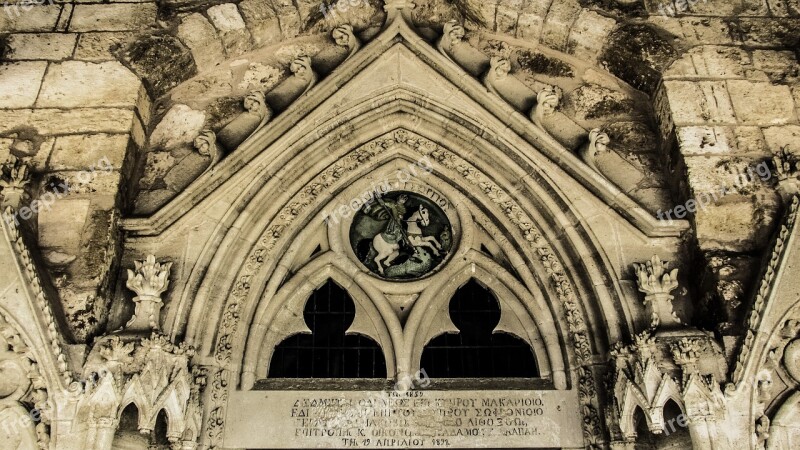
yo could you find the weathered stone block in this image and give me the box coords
[49,134,129,171]
[74,32,135,62]
[663,81,736,126]
[118,34,196,99]
[178,13,225,71]
[727,80,796,125]
[751,50,799,84]
[38,198,92,250]
[0,108,137,135]
[693,195,780,253]
[37,61,140,108]
[70,3,157,32]
[677,126,768,156]
[207,3,252,56]
[0,62,47,108]
[5,33,77,60]
[567,10,616,62]
[149,104,206,150]
[539,0,581,52]
[663,46,749,80]
[0,4,61,32]
[239,0,282,47]
[762,125,800,155]
[273,0,302,38]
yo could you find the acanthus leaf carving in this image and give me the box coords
[634,255,683,329]
[125,255,172,332]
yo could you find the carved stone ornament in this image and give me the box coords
[579,128,610,174]
[124,255,172,332]
[634,255,683,329]
[290,56,317,96]
[529,85,561,128]
[436,20,465,64]
[349,190,453,279]
[0,156,32,210]
[482,57,511,97]
[332,25,361,60]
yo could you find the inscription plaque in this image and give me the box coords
[224,389,583,448]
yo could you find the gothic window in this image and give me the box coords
[269,280,387,378]
[420,280,539,378]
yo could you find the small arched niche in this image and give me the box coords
[112,404,147,450]
[268,280,388,378]
[420,279,539,378]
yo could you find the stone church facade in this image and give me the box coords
[1,0,799,449]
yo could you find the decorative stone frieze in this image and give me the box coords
[124,255,172,333]
[634,255,683,329]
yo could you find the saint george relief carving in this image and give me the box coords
[348,191,453,279]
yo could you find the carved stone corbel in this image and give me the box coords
[529,85,561,129]
[634,255,683,329]
[216,90,272,151]
[436,21,465,64]
[332,25,361,61]
[124,255,172,332]
[0,156,31,210]
[194,130,221,172]
[482,56,511,97]
[579,128,610,174]
[290,56,317,96]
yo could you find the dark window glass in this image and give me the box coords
[420,280,538,378]
[269,280,387,378]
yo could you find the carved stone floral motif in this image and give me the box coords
[634,255,683,329]
[436,21,465,64]
[124,255,172,332]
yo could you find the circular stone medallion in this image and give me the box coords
[349,191,453,280]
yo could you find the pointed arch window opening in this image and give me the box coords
[268,280,388,378]
[421,280,539,378]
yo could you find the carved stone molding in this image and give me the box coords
[3,206,72,383]
[731,197,799,387]
[124,255,172,333]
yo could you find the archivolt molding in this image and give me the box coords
[200,129,606,447]
[1,206,72,387]
[732,196,800,389]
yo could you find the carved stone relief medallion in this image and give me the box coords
[349,190,453,280]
